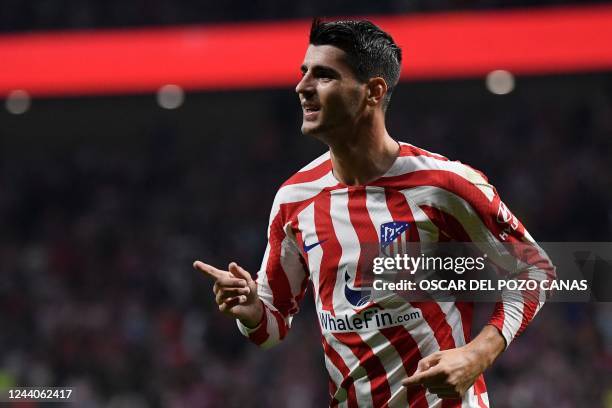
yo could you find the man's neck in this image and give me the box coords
[327,120,400,186]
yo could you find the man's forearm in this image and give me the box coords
[464,325,506,371]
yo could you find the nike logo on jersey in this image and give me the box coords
[303,239,327,253]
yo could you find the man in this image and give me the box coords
[194,19,553,407]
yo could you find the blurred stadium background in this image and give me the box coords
[1,1,612,407]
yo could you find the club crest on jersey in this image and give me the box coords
[380,221,410,256]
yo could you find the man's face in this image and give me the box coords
[295,45,366,137]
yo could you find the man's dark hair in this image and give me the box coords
[309,18,402,110]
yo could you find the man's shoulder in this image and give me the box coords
[277,150,334,194]
[393,142,490,185]
[269,151,335,218]
[397,142,450,162]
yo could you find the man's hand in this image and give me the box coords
[402,325,505,399]
[193,260,264,328]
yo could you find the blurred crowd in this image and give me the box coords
[1,0,611,32]
[0,74,611,406]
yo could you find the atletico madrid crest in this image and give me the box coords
[380,221,410,257]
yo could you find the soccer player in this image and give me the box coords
[194,19,554,407]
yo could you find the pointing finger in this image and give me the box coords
[193,260,224,280]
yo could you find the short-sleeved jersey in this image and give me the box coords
[238,142,553,408]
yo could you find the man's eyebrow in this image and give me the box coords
[301,64,341,77]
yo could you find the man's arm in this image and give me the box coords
[233,205,310,348]
[402,163,555,398]
[195,189,310,349]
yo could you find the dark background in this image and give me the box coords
[2,0,612,32]
[1,1,611,407]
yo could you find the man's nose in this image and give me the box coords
[295,73,314,96]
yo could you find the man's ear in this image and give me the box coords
[366,77,388,107]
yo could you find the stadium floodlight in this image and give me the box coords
[486,70,515,95]
[156,84,184,109]
[5,89,30,114]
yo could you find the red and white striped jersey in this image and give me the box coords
[237,142,553,408]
